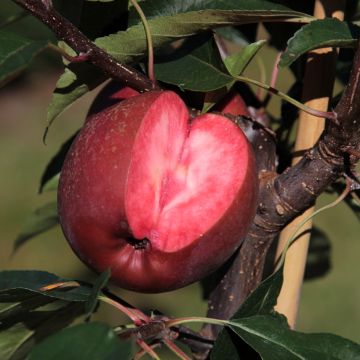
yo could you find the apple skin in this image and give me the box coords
[214,89,251,117]
[58,90,258,293]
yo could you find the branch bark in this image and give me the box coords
[12,0,157,92]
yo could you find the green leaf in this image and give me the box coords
[98,2,310,65]
[155,36,233,91]
[28,322,134,360]
[0,322,33,360]
[201,39,266,111]
[0,30,47,87]
[128,0,311,25]
[53,0,128,39]
[215,26,252,46]
[0,294,54,322]
[39,132,78,193]
[0,270,91,302]
[46,65,106,139]
[41,173,60,192]
[14,202,59,253]
[229,314,360,360]
[85,269,111,317]
[235,265,284,319]
[0,302,85,360]
[280,18,360,67]
[0,11,28,29]
[48,2,310,130]
[305,227,331,280]
[224,40,266,77]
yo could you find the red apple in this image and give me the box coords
[58,90,258,293]
[214,89,250,117]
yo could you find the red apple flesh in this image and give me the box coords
[58,90,258,293]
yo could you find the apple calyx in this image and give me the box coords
[58,90,258,293]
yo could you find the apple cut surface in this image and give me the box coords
[126,112,250,252]
[58,91,258,292]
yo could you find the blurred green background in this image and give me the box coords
[0,1,359,355]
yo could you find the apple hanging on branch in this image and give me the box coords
[58,90,258,293]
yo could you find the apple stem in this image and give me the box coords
[129,0,156,83]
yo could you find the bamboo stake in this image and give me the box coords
[274,0,345,328]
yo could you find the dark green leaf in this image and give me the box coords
[211,326,259,360]
[13,202,59,253]
[48,2,310,128]
[98,3,310,65]
[305,227,331,280]
[0,270,91,302]
[0,322,33,360]
[155,37,232,91]
[53,0,128,40]
[39,132,78,193]
[235,265,284,318]
[0,30,48,87]
[128,0,310,25]
[0,11,28,29]
[85,269,111,317]
[229,314,360,360]
[0,302,84,360]
[28,322,133,360]
[280,19,360,67]
[0,294,54,322]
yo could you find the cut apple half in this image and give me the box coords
[126,92,250,252]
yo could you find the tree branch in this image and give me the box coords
[202,39,360,340]
[12,0,157,92]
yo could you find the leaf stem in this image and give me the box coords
[234,74,337,121]
[129,0,155,82]
[166,316,229,328]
